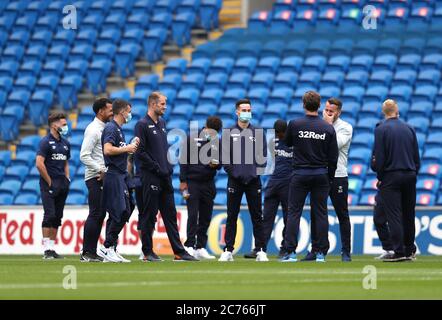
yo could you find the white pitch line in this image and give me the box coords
[2,277,442,290]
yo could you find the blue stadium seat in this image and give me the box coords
[303,55,327,73]
[2,44,25,62]
[348,178,363,195]
[66,193,86,205]
[57,75,82,110]
[397,54,421,71]
[408,101,433,118]
[204,73,227,90]
[199,0,222,31]
[172,12,196,47]
[14,151,36,167]
[187,58,211,75]
[421,53,442,70]
[352,133,374,149]
[326,55,350,73]
[70,179,88,195]
[413,85,438,102]
[4,165,29,182]
[199,89,223,105]
[110,89,131,101]
[194,103,217,118]
[18,60,41,78]
[142,28,167,63]
[272,71,298,88]
[86,60,112,94]
[407,117,430,134]
[392,70,417,87]
[416,193,435,206]
[423,148,442,163]
[14,193,39,205]
[159,74,182,91]
[0,151,11,167]
[227,73,251,90]
[417,178,440,193]
[264,103,288,118]
[363,86,388,104]
[176,89,200,105]
[0,61,19,78]
[248,88,270,105]
[419,163,442,178]
[348,161,368,179]
[171,104,194,120]
[233,57,257,74]
[14,76,36,92]
[21,179,41,196]
[321,71,345,87]
[350,55,374,72]
[0,194,14,205]
[341,86,365,103]
[29,90,53,126]
[221,89,247,105]
[248,11,271,30]
[213,41,238,59]
[135,74,159,92]
[359,192,376,206]
[164,59,188,76]
[0,179,22,197]
[349,148,373,164]
[36,76,59,92]
[369,70,393,87]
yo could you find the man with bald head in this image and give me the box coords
[371,99,420,262]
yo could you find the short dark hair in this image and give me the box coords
[92,97,112,114]
[302,91,321,112]
[235,99,251,109]
[327,97,343,111]
[206,116,223,132]
[273,119,287,134]
[48,112,66,126]
[112,99,130,115]
[148,91,165,106]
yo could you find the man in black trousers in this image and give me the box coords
[280,91,338,263]
[135,91,198,262]
[80,98,113,262]
[372,99,420,262]
[179,116,223,259]
[261,120,293,259]
[219,98,268,262]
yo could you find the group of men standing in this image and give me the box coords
[36,90,420,263]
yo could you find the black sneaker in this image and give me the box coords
[277,249,288,259]
[43,250,64,260]
[244,249,258,259]
[301,251,317,261]
[382,253,410,262]
[174,252,199,261]
[341,251,352,262]
[80,251,104,262]
[143,252,163,262]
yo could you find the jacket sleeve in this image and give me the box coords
[327,129,339,180]
[412,128,421,174]
[284,121,294,147]
[336,123,353,149]
[80,127,103,174]
[222,132,234,176]
[179,135,190,182]
[134,121,161,175]
[372,126,386,179]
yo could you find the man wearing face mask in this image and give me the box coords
[219,99,268,262]
[80,98,113,262]
[36,113,71,259]
[98,99,138,263]
[135,92,198,262]
[179,116,223,259]
[303,98,353,262]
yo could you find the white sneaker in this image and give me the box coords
[98,246,122,263]
[195,248,216,260]
[375,250,394,260]
[115,249,131,263]
[256,250,269,262]
[185,246,195,257]
[138,252,144,260]
[218,250,234,262]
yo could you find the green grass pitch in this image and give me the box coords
[0,255,441,299]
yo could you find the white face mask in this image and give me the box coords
[58,125,69,136]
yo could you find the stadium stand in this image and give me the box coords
[0,0,442,207]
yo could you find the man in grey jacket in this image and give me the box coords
[80,98,113,262]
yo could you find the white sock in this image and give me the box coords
[49,240,55,251]
[43,238,50,252]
